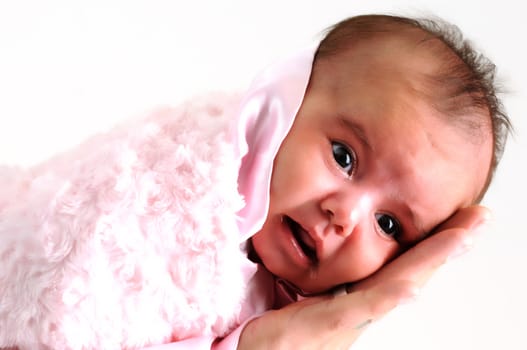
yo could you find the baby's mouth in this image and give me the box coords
[284,216,318,265]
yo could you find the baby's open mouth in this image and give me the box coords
[284,216,318,265]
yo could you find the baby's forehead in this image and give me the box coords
[326,30,449,76]
[312,36,444,109]
[319,32,489,122]
[316,31,491,123]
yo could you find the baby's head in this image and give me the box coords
[251,15,512,293]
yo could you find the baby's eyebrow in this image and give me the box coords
[337,116,373,151]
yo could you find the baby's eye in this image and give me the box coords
[375,213,402,240]
[332,141,356,175]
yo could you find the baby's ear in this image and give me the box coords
[434,205,491,233]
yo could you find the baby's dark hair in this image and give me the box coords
[314,14,512,201]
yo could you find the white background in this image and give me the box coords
[0,1,525,349]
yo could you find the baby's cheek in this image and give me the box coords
[269,162,300,197]
[338,239,399,282]
[268,171,286,198]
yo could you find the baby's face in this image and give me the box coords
[251,39,493,293]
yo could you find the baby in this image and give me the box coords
[0,14,511,350]
[249,15,511,296]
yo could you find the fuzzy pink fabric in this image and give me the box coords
[0,94,253,349]
[0,46,316,350]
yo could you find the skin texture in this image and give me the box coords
[251,35,493,294]
[239,205,491,349]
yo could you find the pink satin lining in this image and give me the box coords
[232,47,317,241]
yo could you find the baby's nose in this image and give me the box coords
[321,191,372,237]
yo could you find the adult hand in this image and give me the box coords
[350,205,490,293]
[237,205,490,350]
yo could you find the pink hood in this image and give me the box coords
[233,47,316,241]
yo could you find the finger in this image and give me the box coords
[351,205,491,291]
[314,280,419,347]
[239,280,418,350]
[346,279,418,325]
[433,205,491,233]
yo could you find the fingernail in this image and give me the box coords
[471,217,493,239]
[447,235,475,260]
[447,217,492,261]
[399,286,420,305]
[354,319,373,330]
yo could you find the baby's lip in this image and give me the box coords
[284,216,319,264]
